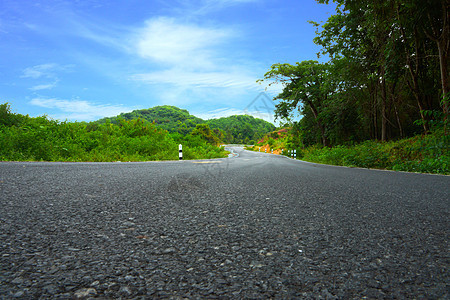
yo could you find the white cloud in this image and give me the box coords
[22,63,74,91]
[29,81,59,91]
[195,107,275,123]
[195,107,248,119]
[130,16,264,94]
[132,68,259,90]
[193,91,277,123]
[134,17,232,69]
[22,63,58,79]
[29,98,134,121]
[67,17,130,52]
[178,0,260,16]
[206,0,259,8]
[211,0,259,3]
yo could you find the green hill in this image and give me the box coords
[98,105,275,144]
[98,105,203,135]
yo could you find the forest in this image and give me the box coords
[259,0,448,147]
[0,103,274,162]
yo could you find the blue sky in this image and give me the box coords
[0,0,336,123]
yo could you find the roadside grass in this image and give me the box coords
[299,131,449,175]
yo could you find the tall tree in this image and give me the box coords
[411,0,449,125]
[259,61,331,146]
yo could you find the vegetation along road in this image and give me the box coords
[1,146,448,298]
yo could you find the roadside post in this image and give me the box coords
[179,144,183,160]
[294,149,296,159]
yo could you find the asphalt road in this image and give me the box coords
[0,146,448,298]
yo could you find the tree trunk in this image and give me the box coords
[373,85,378,140]
[396,6,430,133]
[380,76,387,141]
[437,38,449,128]
[394,102,403,138]
[425,0,449,131]
[308,102,329,147]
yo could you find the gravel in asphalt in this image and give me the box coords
[0,147,449,298]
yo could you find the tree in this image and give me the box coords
[190,124,221,145]
[0,102,23,127]
[401,0,449,127]
[259,61,332,146]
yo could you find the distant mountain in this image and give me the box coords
[98,105,276,144]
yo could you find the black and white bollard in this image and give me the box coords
[179,144,183,160]
[294,149,296,159]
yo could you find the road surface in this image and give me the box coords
[0,146,448,298]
